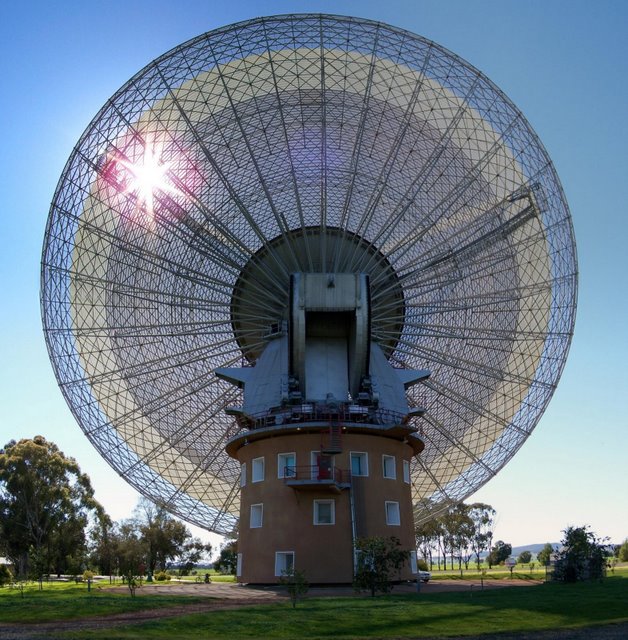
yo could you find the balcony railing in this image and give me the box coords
[233,402,424,431]
[283,465,351,487]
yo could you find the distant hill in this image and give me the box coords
[432,543,561,562]
[511,543,560,557]
[470,543,560,560]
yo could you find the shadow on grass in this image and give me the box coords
[58,576,628,639]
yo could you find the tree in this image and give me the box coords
[132,498,211,575]
[537,543,554,567]
[415,502,497,572]
[487,540,512,567]
[0,436,106,578]
[111,520,146,576]
[353,536,409,597]
[415,518,443,571]
[177,537,212,575]
[467,503,496,569]
[214,540,238,575]
[517,550,532,564]
[618,539,628,562]
[440,504,474,572]
[553,526,610,582]
[89,512,116,578]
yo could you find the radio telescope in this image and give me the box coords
[42,14,577,544]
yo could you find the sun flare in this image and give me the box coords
[119,145,176,218]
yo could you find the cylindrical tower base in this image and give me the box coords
[229,428,418,584]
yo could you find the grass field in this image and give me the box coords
[2,574,627,638]
[62,576,628,639]
[0,581,207,624]
[428,563,628,582]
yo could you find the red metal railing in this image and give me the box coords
[283,465,351,484]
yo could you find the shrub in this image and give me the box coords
[354,536,410,597]
[553,526,610,582]
[279,568,309,608]
[154,570,171,581]
[0,564,13,587]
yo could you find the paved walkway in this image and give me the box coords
[136,578,543,599]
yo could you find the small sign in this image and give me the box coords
[505,557,516,567]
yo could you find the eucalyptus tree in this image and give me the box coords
[440,504,474,571]
[0,436,106,577]
[134,498,211,574]
[468,503,496,569]
[415,518,442,570]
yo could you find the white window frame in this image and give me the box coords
[274,551,295,577]
[240,462,247,487]
[385,500,401,526]
[313,499,335,525]
[250,503,263,528]
[252,456,265,483]
[277,452,296,479]
[236,553,242,577]
[410,550,418,574]
[382,454,396,479]
[350,451,368,477]
[403,460,411,484]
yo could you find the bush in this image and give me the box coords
[279,568,309,608]
[553,526,610,582]
[417,558,429,571]
[154,570,171,581]
[0,564,13,587]
[354,536,410,597]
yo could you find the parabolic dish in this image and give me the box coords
[41,15,577,534]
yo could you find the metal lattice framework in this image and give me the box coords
[41,15,577,534]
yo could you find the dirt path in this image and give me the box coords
[1,580,626,639]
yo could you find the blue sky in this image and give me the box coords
[1,0,626,549]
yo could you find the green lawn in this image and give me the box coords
[2,574,627,638]
[176,573,236,583]
[0,581,206,623]
[53,575,628,639]
[427,562,628,582]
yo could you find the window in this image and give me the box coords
[410,550,418,574]
[313,499,335,525]
[236,553,242,577]
[350,452,368,476]
[240,463,246,487]
[278,452,296,478]
[385,501,400,526]
[403,460,410,484]
[275,551,294,577]
[252,457,264,483]
[250,503,263,528]
[382,455,396,479]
